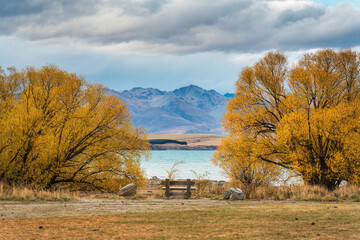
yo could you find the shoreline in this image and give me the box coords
[150,144,218,150]
[148,133,223,150]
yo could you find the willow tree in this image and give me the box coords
[213,49,360,190]
[0,65,149,192]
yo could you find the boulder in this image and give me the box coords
[217,180,226,187]
[223,188,244,200]
[119,183,137,196]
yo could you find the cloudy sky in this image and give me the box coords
[0,0,359,93]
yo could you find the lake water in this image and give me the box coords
[140,150,228,180]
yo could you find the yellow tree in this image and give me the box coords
[213,49,360,190]
[213,136,281,195]
[0,65,149,192]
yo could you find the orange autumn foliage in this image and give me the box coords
[0,65,149,192]
[213,49,360,190]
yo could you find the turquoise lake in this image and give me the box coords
[140,150,228,180]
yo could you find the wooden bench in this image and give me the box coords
[161,179,196,197]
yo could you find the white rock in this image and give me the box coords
[223,188,244,200]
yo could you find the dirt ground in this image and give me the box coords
[0,198,227,219]
[1,199,359,240]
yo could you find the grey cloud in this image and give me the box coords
[123,0,253,45]
[0,0,359,54]
[273,6,325,28]
[0,0,99,39]
[274,3,360,49]
[115,0,170,16]
[0,0,97,19]
[0,0,49,17]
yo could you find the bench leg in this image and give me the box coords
[185,179,191,198]
[165,179,170,197]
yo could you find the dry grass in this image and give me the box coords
[192,180,228,198]
[1,201,360,239]
[148,133,223,140]
[245,185,360,201]
[0,183,77,202]
[2,180,359,203]
[192,182,360,202]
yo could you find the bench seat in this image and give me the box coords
[162,187,196,191]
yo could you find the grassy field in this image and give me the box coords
[1,201,360,239]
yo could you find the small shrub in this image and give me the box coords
[165,161,184,180]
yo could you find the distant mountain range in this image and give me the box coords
[109,85,233,134]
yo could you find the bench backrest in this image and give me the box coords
[161,179,195,186]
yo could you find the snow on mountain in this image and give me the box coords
[109,85,231,134]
